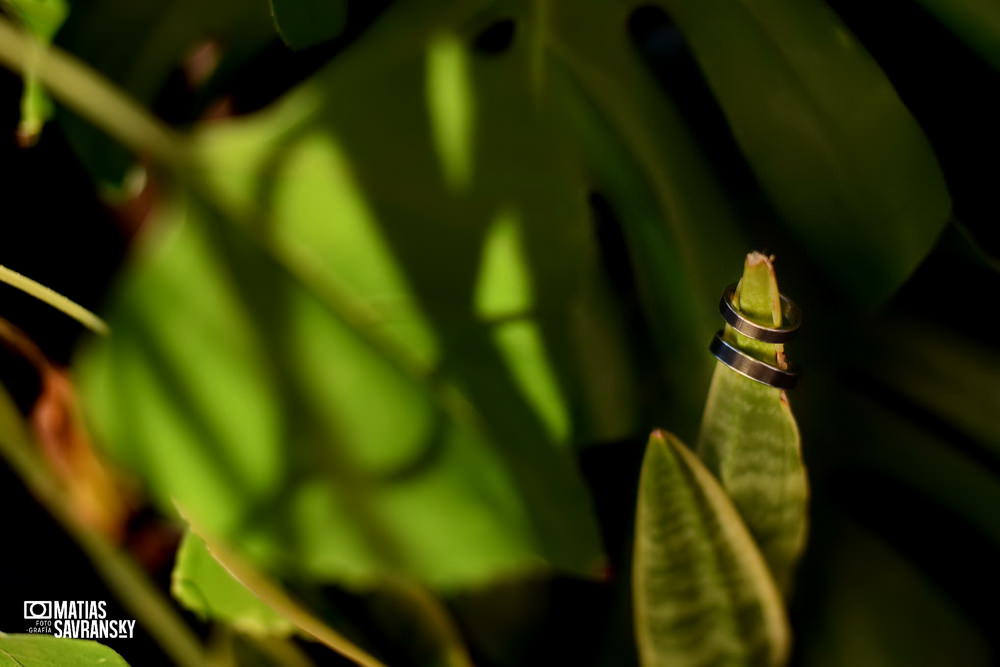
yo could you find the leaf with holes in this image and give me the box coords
[77,0,941,593]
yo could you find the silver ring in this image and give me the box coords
[719,284,801,343]
[709,331,799,389]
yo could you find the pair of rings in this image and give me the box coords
[710,284,801,389]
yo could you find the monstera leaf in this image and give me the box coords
[657,0,949,302]
[75,0,951,596]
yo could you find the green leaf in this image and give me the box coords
[799,514,992,667]
[696,253,807,593]
[269,0,347,50]
[75,0,939,595]
[77,182,606,589]
[77,0,657,592]
[550,1,748,434]
[172,531,295,636]
[917,0,1000,71]
[660,0,951,304]
[3,0,68,144]
[870,319,1000,458]
[54,0,275,184]
[633,430,789,667]
[0,633,129,666]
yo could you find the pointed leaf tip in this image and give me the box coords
[634,430,790,666]
[698,255,807,593]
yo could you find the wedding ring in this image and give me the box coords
[719,283,801,343]
[709,331,799,389]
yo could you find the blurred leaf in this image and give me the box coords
[917,0,1000,71]
[178,509,389,666]
[696,253,807,593]
[633,430,789,667]
[0,633,129,665]
[3,0,68,144]
[871,320,1000,457]
[660,0,950,304]
[172,531,295,637]
[0,265,107,335]
[78,183,606,589]
[73,0,948,597]
[54,0,275,183]
[76,0,656,592]
[0,379,207,666]
[837,392,1000,550]
[269,0,347,50]
[799,514,992,667]
[550,1,747,435]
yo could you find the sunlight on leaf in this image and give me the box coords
[492,320,569,443]
[426,30,475,191]
[475,208,532,320]
[78,187,600,589]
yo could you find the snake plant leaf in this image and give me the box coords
[916,0,1000,71]
[0,633,129,666]
[3,0,68,144]
[269,0,347,50]
[172,531,294,637]
[697,253,807,594]
[660,0,950,304]
[633,430,789,667]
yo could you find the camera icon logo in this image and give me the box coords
[23,601,52,619]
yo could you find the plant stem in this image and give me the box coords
[0,17,186,165]
[390,582,473,667]
[0,265,108,335]
[0,383,206,667]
